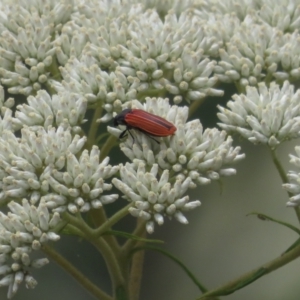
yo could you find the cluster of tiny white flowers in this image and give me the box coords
[108,98,244,186]
[0,199,61,299]
[254,0,300,31]
[193,0,257,20]
[50,54,137,123]
[200,13,241,45]
[51,7,223,122]
[283,146,300,207]
[12,90,87,133]
[112,161,201,233]
[0,85,14,134]
[274,31,300,81]
[0,125,86,204]
[214,16,283,86]
[218,81,300,148]
[43,146,119,213]
[0,1,73,95]
[55,2,143,65]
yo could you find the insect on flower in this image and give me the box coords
[113,109,177,143]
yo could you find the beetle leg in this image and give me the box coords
[119,129,128,139]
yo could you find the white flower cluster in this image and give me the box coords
[218,81,300,147]
[49,55,137,123]
[214,16,283,86]
[283,146,300,207]
[273,31,300,81]
[113,162,201,233]
[194,0,257,20]
[254,0,300,31]
[0,0,73,95]
[43,146,119,213]
[51,7,222,123]
[0,199,61,298]
[55,2,143,65]
[108,98,244,185]
[12,90,87,133]
[0,125,86,204]
[0,85,14,134]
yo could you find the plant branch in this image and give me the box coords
[42,244,113,300]
[92,203,133,238]
[128,218,147,300]
[100,134,117,161]
[269,147,300,223]
[62,212,125,291]
[87,105,103,150]
[198,242,300,299]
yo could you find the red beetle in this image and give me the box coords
[114,109,177,143]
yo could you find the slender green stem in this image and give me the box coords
[269,147,288,184]
[62,212,125,291]
[269,147,300,223]
[248,212,300,234]
[100,135,117,161]
[42,244,113,300]
[87,105,103,150]
[89,208,121,256]
[93,203,133,237]
[132,245,210,296]
[122,219,147,255]
[198,242,300,299]
[189,99,205,118]
[234,82,246,94]
[128,218,147,300]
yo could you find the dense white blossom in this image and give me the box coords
[109,98,244,185]
[218,81,300,147]
[0,125,86,205]
[0,199,61,298]
[51,8,222,118]
[254,0,300,31]
[12,90,87,132]
[43,146,119,213]
[283,146,300,207]
[49,54,137,122]
[0,1,73,95]
[113,161,201,233]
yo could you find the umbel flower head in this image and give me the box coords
[0,1,73,95]
[283,146,300,207]
[217,81,300,148]
[0,199,61,299]
[109,97,244,186]
[110,98,244,232]
[51,7,222,124]
[113,161,201,234]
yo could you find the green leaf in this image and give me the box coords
[247,212,300,234]
[103,230,164,244]
[132,245,208,294]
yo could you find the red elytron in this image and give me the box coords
[114,109,177,142]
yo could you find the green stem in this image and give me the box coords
[62,212,125,291]
[100,134,117,161]
[189,98,205,118]
[87,105,103,150]
[128,219,147,300]
[269,147,288,184]
[122,219,147,255]
[198,242,300,299]
[269,147,300,223]
[132,245,210,296]
[93,203,133,237]
[89,208,121,256]
[42,244,113,300]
